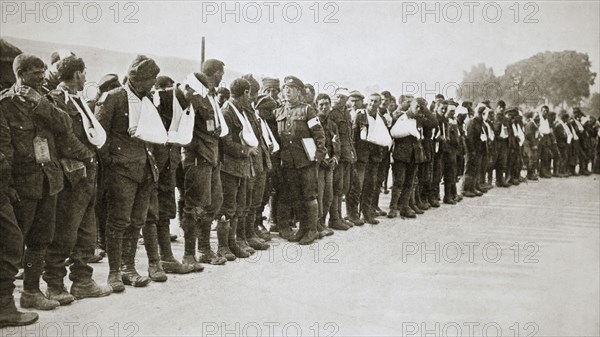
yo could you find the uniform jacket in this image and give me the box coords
[275,101,326,169]
[329,104,356,163]
[391,108,436,164]
[182,73,222,168]
[221,100,252,178]
[0,85,92,199]
[246,104,272,175]
[320,115,340,162]
[353,110,384,164]
[466,116,486,156]
[524,120,540,150]
[154,88,184,177]
[95,85,158,183]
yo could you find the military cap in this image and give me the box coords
[505,107,519,116]
[334,87,350,97]
[98,74,120,93]
[282,76,304,89]
[128,55,160,82]
[262,77,280,91]
[349,90,364,99]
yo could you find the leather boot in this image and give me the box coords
[105,227,125,293]
[215,217,236,261]
[254,209,272,241]
[443,183,456,205]
[245,213,269,250]
[299,200,319,245]
[142,223,167,282]
[346,202,364,226]
[198,219,226,265]
[46,285,75,305]
[462,175,476,198]
[236,215,255,255]
[156,223,194,273]
[0,297,38,328]
[70,279,112,299]
[229,217,250,258]
[317,219,334,237]
[400,205,416,218]
[120,228,150,287]
[20,250,60,310]
[450,183,462,202]
[340,197,355,228]
[415,185,429,210]
[181,213,205,271]
[328,196,349,230]
[409,188,424,214]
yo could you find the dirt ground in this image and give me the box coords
[3,175,599,337]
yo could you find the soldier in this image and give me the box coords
[388,97,436,218]
[329,88,356,229]
[572,108,592,175]
[216,87,230,108]
[145,79,197,275]
[430,100,446,205]
[218,78,257,258]
[239,74,271,251]
[274,76,326,245]
[179,61,229,267]
[0,43,38,328]
[442,104,461,204]
[524,112,541,180]
[315,93,338,236]
[463,104,487,197]
[42,49,75,93]
[554,111,572,177]
[43,56,113,305]
[493,101,511,187]
[96,55,161,292]
[353,93,387,224]
[1,54,94,309]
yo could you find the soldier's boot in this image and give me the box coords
[340,197,355,228]
[409,188,424,214]
[487,170,494,187]
[415,185,430,210]
[46,285,75,306]
[428,191,440,208]
[228,217,250,258]
[181,214,205,271]
[236,215,255,255]
[346,201,365,226]
[443,183,456,205]
[299,200,319,245]
[20,251,60,310]
[255,209,272,241]
[245,213,269,250]
[105,228,125,293]
[120,228,150,287]
[142,223,167,282]
[328,196,350,230]
[400,205,417,219]
[450,183,463,202]
[215,217,236,261]
[0,297,38,328]
[196,219,226,265]
[362,209,380,225]
[372,192,387,217]
[70,278,112,299]
[462,175,477,198]
[155,223,194,274]
[317,219,334,237]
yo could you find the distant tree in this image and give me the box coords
[503,51,596,107]
[587,92,600,118]
[459,63,500,104]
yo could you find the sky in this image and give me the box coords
[2,0,599,99]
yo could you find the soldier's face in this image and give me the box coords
[317,98,331,118]
[349,97,363,109]
[333,94,348,107]
[381,97,391,108]
[388,101,398,113]
[132,77,156,95]
[304,88,315,104]
[20,66,46,89]
[264,88,279,101]
[283,85,301,102]
[75,69,86,91]
[367,96,381,112]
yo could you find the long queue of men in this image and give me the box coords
[1,47,599,328]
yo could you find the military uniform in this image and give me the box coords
[328,104,356,227]
[0,85,93,309]
[463,115,486,197]
[524,119,541,180]
[43,86,110,301]
[317,116,340,232]
[95,84,159,291]
[275,82,326,245]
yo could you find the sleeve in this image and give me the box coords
[221,108,250,158]
[307,106,326,162]
[0,106,14,189]
[331,122,341,161]
[94,91,115,164]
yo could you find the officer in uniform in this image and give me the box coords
[44,56,113,305]
[275,76,326,245]
[95,55,161,292]
[1,54,94,309]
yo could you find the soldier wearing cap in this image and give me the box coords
[329,88,357,229]
[274,76,326,245]
[462,104,487,197]
[179,60,229,267]
[95,55,161,292]
[1,54,94,310]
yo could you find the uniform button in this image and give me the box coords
[117,147,121,150]
[124,113,128,116]
[40,163,44,166]
[19,126,23,129]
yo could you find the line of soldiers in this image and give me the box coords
[1,48,599,328]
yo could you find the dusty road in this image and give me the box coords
[3,176,599,337]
